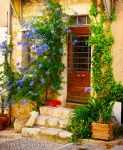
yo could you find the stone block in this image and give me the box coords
[22,127,41,138]
[61,108,73,119]
[40,106,54,116]
[14,117,28,133]
[58,131,72,139]
[58,119,69,128]
[47,117,59,128]
[52,107,63,118]
[25,111,39,127]
[40,127,61,136]
[34,115,50,126]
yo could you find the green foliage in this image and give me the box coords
[0,41,18,113]
[65,3,121,142]
[65,105,92,142]
[110,9,117,21]
[12,0,70,108]
[89,4,98,17]
[88,3,118,124]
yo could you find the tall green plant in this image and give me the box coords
[88,3,117,123]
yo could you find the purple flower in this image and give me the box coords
[4,102,10,107]
[25,30,30,36]
[39,64,43,68]
[29,42,33,46]
[30,57,35,63]
[56,8,60,11]
[19,80,24,86]
[11,100,15,104]
[18,86,21,92]
[38,9,42,13]
[46,71,49,75]
[56,20,60,24]
[6,81,10,86]
[25,53,28,57]
[16,62,20,66]
[34,69,37,73]
[29,91,33,95]
[8,85,11,90]
[84,87,92,93]
[23,41,27,46]
[59,48,63,53]
[48,59,51,63]
[42,2,47,6]
[72,39,78,45]
[47,4,51,9]
[33,35,38,39]
[23,75,27,80]
[67,30,72,33]
[39,34,43,38]
[4,96,8,99]
[22,99,27,104]
[30,81,34,86]
[51,30,54,33]
[40,79,45,84]
[32,28,38,34]
[17,41,22,45]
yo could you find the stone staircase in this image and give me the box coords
[22,106,73,144]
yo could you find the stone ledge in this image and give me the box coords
[0,128,22,138]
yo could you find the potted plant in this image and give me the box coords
[90,99,118,140]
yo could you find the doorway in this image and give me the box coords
[67,27,91,103]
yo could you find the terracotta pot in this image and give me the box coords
[92,122,118,140]
[0,116,9,128]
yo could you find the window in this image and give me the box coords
[69,15,91,25]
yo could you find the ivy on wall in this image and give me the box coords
[88,3,123,123]
[65,2,123,142]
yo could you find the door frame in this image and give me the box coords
[67,26,91,103]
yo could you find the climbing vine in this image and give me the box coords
[89,3,123,123]
[65,2,123,142]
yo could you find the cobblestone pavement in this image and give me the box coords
[0,137,123,150]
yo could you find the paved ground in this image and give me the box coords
[0,137,123,150]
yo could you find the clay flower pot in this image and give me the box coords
[0,116,9,129]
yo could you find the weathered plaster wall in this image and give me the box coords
[0,0,9,27]
[111,0,123,84]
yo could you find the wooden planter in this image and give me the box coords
[92,122,117,140]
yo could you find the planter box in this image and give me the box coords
[92,122,117,140]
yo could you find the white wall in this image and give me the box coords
[0,0,9,27]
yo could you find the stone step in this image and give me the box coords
[22,127,72,144]
[39,106,73,119]
[34,115,69,129]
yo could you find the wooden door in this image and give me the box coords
[67,27,91,103]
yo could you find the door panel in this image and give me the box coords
[67,27,91,103]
